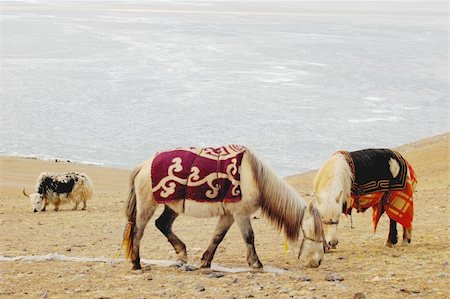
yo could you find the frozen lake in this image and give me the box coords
[1,0,448,175]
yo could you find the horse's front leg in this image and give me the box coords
[235,215,263,268]
[200,214,234,268]
[155,206,187,263]
[386,218,398,247]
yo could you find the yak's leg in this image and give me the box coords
[155,206,187,263]
[200,215,234,268]
[54,199,60,211]
[131,196,157,270]
[81,199,87,210]
[72,200,79,210]
[401,226,412,246]
[386,218,398,248]
[235,215,263,268]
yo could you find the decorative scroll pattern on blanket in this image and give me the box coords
[151,145,246,203]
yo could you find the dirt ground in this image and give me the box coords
[0,133,448,298]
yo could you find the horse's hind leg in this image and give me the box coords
[386,218,398,248]
[155,206,187,263]
[235,215,263,268]
[200,215,234,268]
[132,195,157,270]
[401,226,412,246]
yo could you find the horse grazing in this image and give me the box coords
[313,149,417,249]
[121,145,324,271]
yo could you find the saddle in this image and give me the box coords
[338,149,408,196]
[151,145,246,203]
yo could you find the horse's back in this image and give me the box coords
[138,150,261,218]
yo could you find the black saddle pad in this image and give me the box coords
[349,149,408,195]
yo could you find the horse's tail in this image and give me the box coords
[119,164,143,260]
[246,149,304,242]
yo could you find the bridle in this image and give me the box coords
[297,226,324,259]
[320,219,339,252]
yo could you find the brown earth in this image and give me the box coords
[0,132,448,298]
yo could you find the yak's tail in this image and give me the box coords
[116,164,143,259]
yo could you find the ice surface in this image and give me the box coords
[1,1,448,176]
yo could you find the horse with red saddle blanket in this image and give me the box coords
[120,145,325,270]
[313,149,417,249]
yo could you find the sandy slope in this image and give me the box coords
[0,133,448,298]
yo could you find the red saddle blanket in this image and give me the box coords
[151,145,246,203]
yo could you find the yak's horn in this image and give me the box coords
[22,188,30,197]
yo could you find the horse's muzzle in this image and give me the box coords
[328,240,338,249]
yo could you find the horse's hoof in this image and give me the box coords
[177,253,188,264]
[132,264,142,270]
[385,242,394,248]
[401,239,411,246]
[199,261,211,269]
[250,260,263,269]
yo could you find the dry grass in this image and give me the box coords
[0,132,448,298]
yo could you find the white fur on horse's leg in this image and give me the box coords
[385,241,394,248]
[177,251,188,264]
[401,227,412,246]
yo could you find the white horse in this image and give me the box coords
[121,147,324,270]
[313,149,417,249]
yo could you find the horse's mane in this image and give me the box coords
[246,149,312,242]
[313,153,353,219]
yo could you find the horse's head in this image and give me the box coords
[312,152,352,250]
[315,191,343,249]
[298,201,325,268]
[23,188,45,212]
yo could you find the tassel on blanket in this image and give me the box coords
[115,222,133,259]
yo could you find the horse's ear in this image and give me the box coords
[335,191,343,203]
